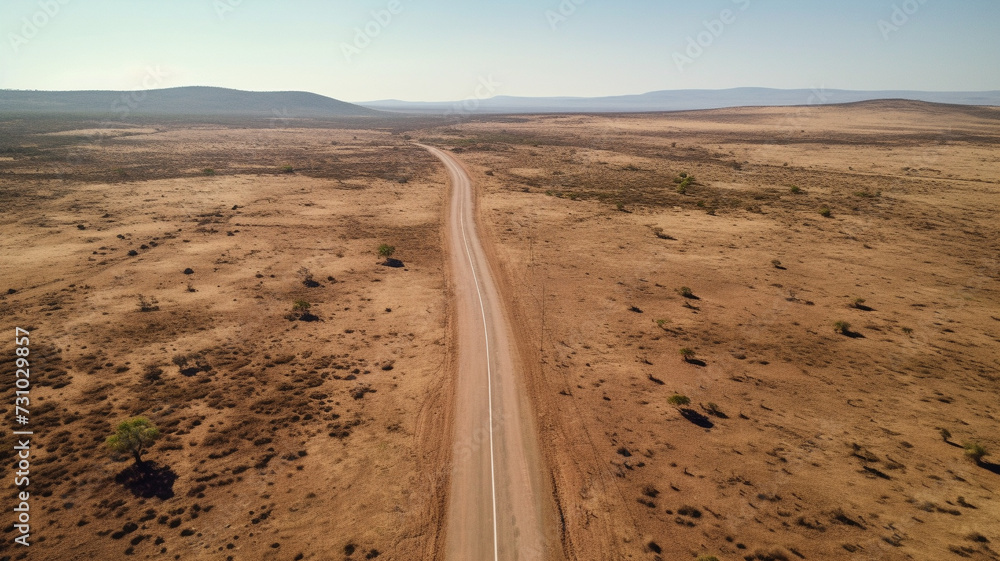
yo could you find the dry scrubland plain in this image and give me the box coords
[0,123,453,560]
[422,102,1000,560]
[0,101,998,561]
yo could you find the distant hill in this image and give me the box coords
[360,88,1000,114]
[0,86,381,118]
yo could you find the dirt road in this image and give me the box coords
[420,144,555,560]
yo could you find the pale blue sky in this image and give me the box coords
[1,0,997,102]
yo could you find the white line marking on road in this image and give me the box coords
[451,153,500,561]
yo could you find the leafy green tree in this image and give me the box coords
[107,417,160,465]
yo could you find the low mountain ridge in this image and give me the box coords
[0,86,381,118]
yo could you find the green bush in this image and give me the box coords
[964,442,989,465]
[378,244,395,260]
[679,348,696,362]
[667,394,691,406]
[677,286,694,298]
[789,185,801,194]
[833,320,851,335]
[819,205,832,218]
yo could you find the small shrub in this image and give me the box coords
[679,348,696,362]
[292,300,311,313]
[298,267,320,287]
[143,365,163,383]
[202,168,215,176]
[789,185,801,194]
[902,327,913,336]
[615,202,625,212]
[651,227,674,240]
[137,294,159,312]
[280,165,294,174]
[939,428,951,442]
[963,442,989,465]
[677,286,694,298]
[697,556,720,561]
[833,321,851,335]
[771,259,782,268]
[667,394,691,407]
[819,205,832,218]
[851,298,866,309]
[704,402,723,416]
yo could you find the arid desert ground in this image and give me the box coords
[2,100,999,560]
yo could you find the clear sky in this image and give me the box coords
[1,0,997,102]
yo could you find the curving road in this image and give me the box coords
[419,144,553,561]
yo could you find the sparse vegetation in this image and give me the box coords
[677,286,694,299]
[963,441,989,465]
[902,326,913,336]
[939,428,951,442]
[819,205,832,217]
[771,259,782,269]
[833,320,851,335]
[106,417,160,465]
[377,244,395,260]
[851,297,866,309]
[651,227,674,240]
[298,266,320,287]
[280,165,294,173]
[289,299,318,321]
[667,394,691,407]
[679,348,696,362]
[137,294,159,312]
[202,168,215,176]
[704,402,723,417]
[789,185,801,194]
